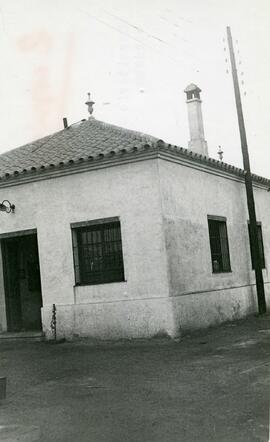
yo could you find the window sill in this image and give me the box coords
[74,280,127,287]
[212,270,232,275]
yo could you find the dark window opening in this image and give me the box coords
[208,218,231,273]
[248,223,265,269]
[186,90,200,100]
[72,220,125,285]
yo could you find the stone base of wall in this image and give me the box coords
[41,284,270,340]
[41,296,177,341]
[171,283,270,334]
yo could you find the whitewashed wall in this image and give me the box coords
[0,159,175,339]
[159,158,270,332]
[0,155,269,339]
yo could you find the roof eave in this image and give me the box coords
[0,144,269,191]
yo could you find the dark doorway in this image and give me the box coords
[2,233,42,332]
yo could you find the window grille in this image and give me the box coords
[208,218,231,273]
[248,223,265,269]
[72,220,125,285]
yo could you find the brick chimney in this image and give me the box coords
[184,83,208,156]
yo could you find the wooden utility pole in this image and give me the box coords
[226,26,266,314]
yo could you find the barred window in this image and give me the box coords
[72,219,125,285]
[208,216,231,273]
[248,222,265,269]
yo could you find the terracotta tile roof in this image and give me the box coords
[0,117,269,187]
[0,118,157,177]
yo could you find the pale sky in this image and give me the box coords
[0,0,269,176]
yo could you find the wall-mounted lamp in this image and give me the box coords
[0,200,15,213]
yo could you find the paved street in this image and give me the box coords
[0,315,269,442]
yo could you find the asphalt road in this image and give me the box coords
[0,315,269,442]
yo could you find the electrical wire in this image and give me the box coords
[101,7,206,62]
[77,7,204,70]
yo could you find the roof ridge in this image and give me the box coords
[93,118,158,141]
[0,128,67,157]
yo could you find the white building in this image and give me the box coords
[0,86,269,340]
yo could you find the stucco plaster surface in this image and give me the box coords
[159,159,270,330]
[0,159,172,338]
[0,153,270,338]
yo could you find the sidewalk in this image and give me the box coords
[0,315,269,442]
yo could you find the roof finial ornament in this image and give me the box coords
[217,145,224,161]
[85,92,95,118]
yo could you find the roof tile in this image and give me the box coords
[0,118,269,187]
